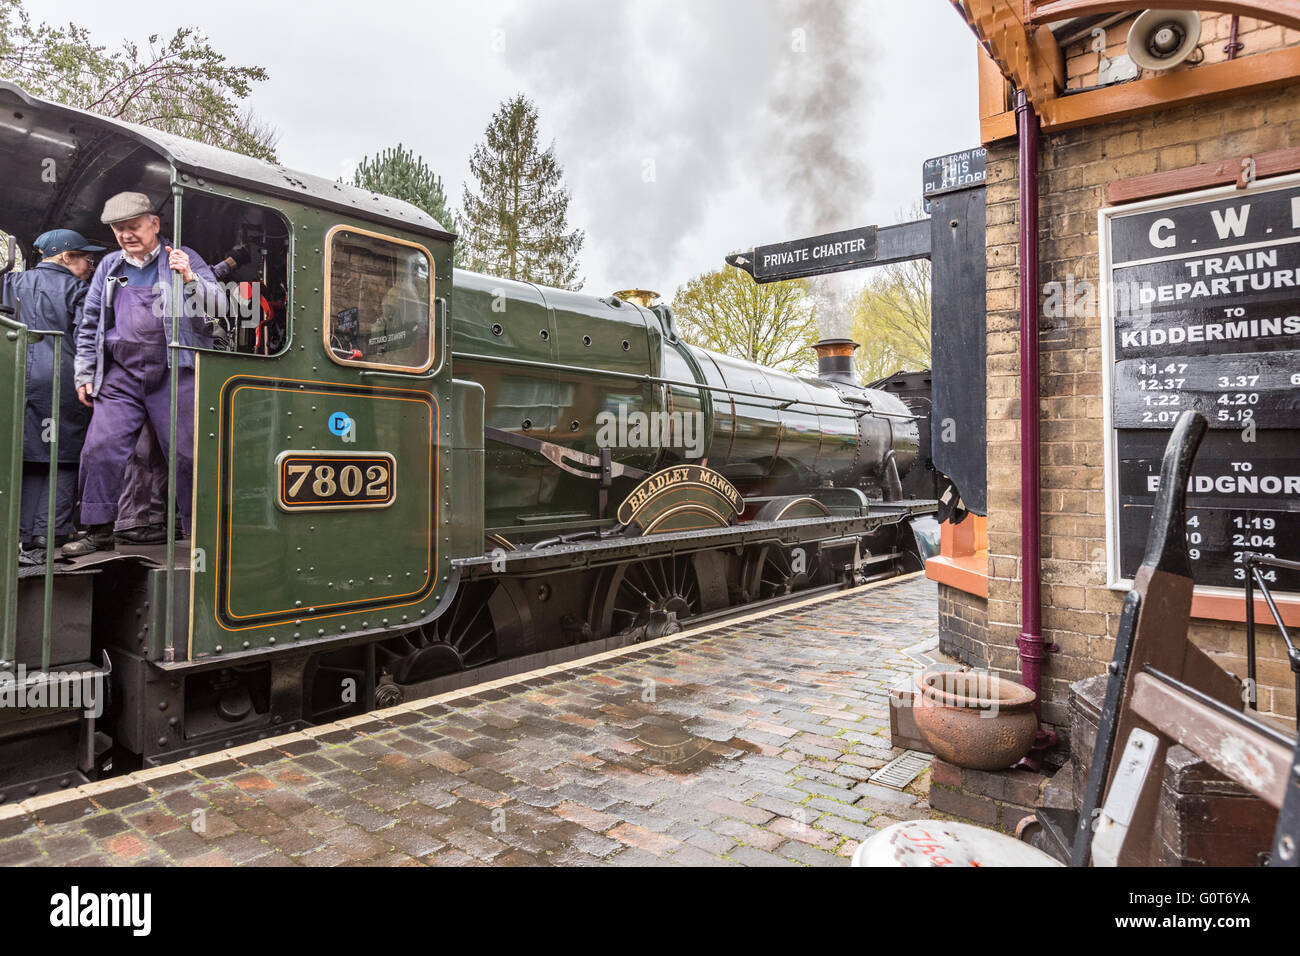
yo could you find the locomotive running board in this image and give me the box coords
[461,506,935,580]
[138,505,935,676]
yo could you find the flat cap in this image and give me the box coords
[100,192,157,225]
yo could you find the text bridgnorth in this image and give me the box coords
[1147,473,1300,496]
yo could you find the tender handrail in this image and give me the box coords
[0,314,62,672]
[0,316,26,666]
[163,182,183,662]
[40,328,63,670]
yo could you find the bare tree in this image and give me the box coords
[672,264,819,374]
[850,255,932,382]
[0,0,279,161]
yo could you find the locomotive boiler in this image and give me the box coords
[451,272,920,536]
[0,81,936,800]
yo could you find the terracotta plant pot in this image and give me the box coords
[912,669,1038,771]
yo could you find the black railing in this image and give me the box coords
[1242,552,1300,714]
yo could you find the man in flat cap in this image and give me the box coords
[66,192,220,555]
[1,229,103,562]
[111,239,253,546]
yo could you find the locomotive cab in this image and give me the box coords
[0,82,472,791]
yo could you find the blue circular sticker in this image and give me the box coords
[328,412,354,437]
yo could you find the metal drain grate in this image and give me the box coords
[869,750,932,790]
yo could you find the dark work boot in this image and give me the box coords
[61,525,115,557]
[116,523,167,545]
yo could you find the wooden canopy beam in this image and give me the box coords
[958,0,1300,143]
[1026,0,1300,33]
[1040,44,1300,129]
[956,0,1065,106]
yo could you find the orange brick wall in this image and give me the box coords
[978,82,1300,732]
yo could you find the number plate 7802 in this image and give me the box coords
[275,451,396,512]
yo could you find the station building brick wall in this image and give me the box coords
[975,83,1300,734]
[937,582,987,668]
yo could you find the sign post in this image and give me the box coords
[726,225,879,283]
[724,147,989,516]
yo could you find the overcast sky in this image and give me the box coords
[31,0,979,307]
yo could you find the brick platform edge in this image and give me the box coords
[927,759,1047,834]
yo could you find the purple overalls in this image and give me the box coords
[78,282,195,531]
[114,256,236,532]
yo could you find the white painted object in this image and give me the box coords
[1092,727,1160,867]
[852,820,1064,867]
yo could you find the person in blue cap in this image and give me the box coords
[0,228,104,563]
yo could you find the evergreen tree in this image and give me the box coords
[352,143,464,265]
[352,144,456,229]
[460,94,584,290]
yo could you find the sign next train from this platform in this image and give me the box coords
[1101,175,1300,597]
[922,146,987,213]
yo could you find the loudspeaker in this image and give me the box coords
[1127,10,1202,71]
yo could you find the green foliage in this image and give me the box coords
[460,94,584,290]
[672,264,820,374]
[0,0,278,161]
[352,144,465,266]
[352,144,454,226]
[849,256,932,383]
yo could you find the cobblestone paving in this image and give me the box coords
[0,576,938,867]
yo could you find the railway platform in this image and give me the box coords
[0,574,940,867]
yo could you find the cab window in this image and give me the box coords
[325,226,434,372]
[180,190,292,357]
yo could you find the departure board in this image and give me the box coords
[1102,176,1300,596]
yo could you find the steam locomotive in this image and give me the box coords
[0,81,936,799]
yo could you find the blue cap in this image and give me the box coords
[34,229,106,258]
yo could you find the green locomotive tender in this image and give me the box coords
[0,83,936,799]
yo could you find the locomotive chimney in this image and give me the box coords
[812,338,860,386]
